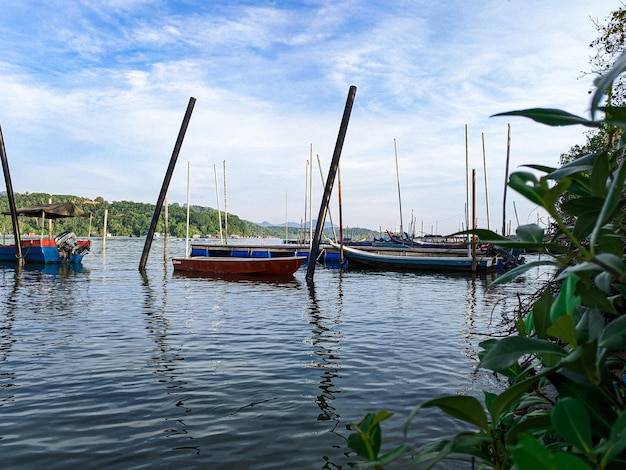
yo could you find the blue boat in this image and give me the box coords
[0,202,91,264]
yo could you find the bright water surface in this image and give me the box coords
[0,238,554,469]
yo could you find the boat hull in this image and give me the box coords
[0,238,90,264]
[333,243,494,272]
[172,255,307,276]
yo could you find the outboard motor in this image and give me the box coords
[54,231,89,259]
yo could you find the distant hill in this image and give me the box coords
[0,191,373,240]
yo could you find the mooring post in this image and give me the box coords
[306,85,357,283]
[139,97,196,271]
[0,124,23,265]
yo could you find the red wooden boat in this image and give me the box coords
[171,255,306,277]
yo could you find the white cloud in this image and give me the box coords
[0,0,619,234]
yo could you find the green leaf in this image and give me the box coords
[599,315,626,351]
[589,159,626,249]
[591,50,626,116]
[488,370,557,425]
[531,288,555,339]
[551,397,593,453]
[511,434,594,470]
[421,395,490,431]
[548,153,597,180]
[590,152,609,197]
[598,412,626,466]
[546,314,578,348]
[550,374,616,436]
[550,273,581,322]
[479,337,567,372]
[348,411,393,460]
[516,224,544,244]
[491,259,558,285]
[493,108,596,127]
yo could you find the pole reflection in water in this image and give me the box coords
[306,273,345,466]
[141,269,199,455]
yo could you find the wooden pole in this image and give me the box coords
[0,124,23,264]
[139,96,196,271]
[316,154,337,240]
[223,160,228,243]
[482,132,491,231]
[185,161,191,257]
[214,163,223,242]
[306,85,356,283]
[502,124,511,236]
[472,169,477,272]
[393,138,403,236]
[309,144,313,247]
[102,208,108,253]
[163,193,168,261]
[465,124,470,240]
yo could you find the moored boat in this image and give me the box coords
[0,202,91,264]
[172,255,306,277]
[330,242,495,272]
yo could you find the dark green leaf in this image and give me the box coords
[591,50,626,116]
[599,315,626,351]
[546,315,578,347]
[491,260,558,285]
[516,224,544,244]
[532,288,555,339]
[550,374,616,436]
[551,398,593,453]
[550,274,580,322]
[590,152,609,198]
[511,433,594,470]
[479,337,566,372]
[420,395,489,431]
[493,108,596,127]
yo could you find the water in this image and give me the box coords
[0,238,553,469]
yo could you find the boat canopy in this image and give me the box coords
[3,202,90,219]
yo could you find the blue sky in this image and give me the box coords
[0,0,619,235]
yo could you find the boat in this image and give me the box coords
[0,202,91,264]
[330,241,495,272]
[172,254,307,277]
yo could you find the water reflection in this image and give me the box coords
[306,275,345,466]
[140,270,199,454]
[0,265,20,404]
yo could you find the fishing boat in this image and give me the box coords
[0,202,91,264]
[172,254,307,277]
[330,241,495,272]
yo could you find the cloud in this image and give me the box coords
[0,0,618,234]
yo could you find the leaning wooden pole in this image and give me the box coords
[306,85,356,283]
[139,96,196,271]
[0,124,23,264]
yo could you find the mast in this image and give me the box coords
[482,132,491,230]
[223,160,228,243]
[502,124,511,236]
[393,138,403,236]
[214,163,223,242]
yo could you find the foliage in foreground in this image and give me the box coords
[347,53,626,470]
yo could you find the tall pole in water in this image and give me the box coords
[393,138,403,236]
[139,96,195,271]
[306,85,356,283]
[465,124,470,240]
[0,124,23,264]
[214,163,223,242]
[482,132,492,231]
[502,124,511,236]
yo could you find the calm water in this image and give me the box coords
[0,238,553,469]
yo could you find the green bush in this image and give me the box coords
[347,52,626,470]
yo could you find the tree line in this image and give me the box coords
[0,191,368,240]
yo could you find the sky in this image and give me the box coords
[0,0,621,236]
